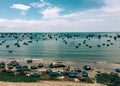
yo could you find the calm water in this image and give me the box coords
[0,32,120,63]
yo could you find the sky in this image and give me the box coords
[0,0,120,32]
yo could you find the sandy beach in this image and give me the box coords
[0,57,120,86]
[0,81,107,86]
[1,57,120,71]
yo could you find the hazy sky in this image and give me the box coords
[0,0,120,32]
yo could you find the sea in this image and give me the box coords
[0,32,120,63]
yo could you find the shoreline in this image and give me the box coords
[0,57,120,73]
[0,57,120,68]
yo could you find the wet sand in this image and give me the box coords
[1,57,119,71]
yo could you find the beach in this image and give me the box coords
[1,57,120,72]
[0,57,119,86]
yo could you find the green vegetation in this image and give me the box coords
[79,77,94,83]
[40,72,59,81]
[49,76,58,80]
[0,72,40,82]
[96,73,110,84]
[96,73,120,86]
[85,77,94,83]
[41,76,58,81]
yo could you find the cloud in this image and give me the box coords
[31,0,63,20]
[41,7,63,20]
[1,0,120,32]
[30,0,51,8]
[101,0,120,13]
[0,16,119,32]
[10,4,31,11]
[0,18,68,32]
[10,4,31,15]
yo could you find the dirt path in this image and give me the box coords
[0,81,107,86]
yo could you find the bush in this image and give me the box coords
[85,77,94,83]
[96,73,110,84]
[79,77,94,83]
[0,72,40,82]
[96,73,120,85]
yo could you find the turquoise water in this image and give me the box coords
[0,32,120,63]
